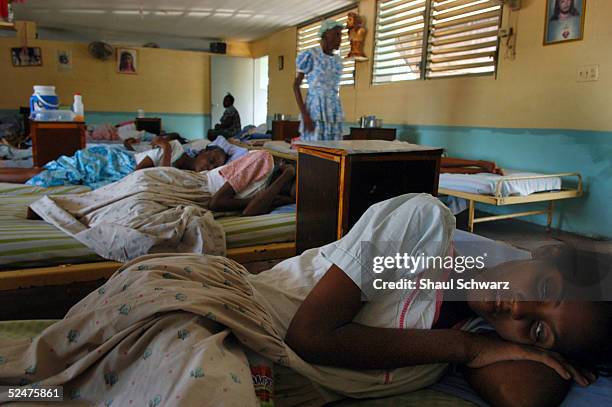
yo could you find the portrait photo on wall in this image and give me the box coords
[57,49,72,71]
[544,0,586,45]
[116,48,138,74]
[11,47,42,67]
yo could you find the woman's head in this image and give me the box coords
[193,146,228,172]
[551,0,580,20]
[223,93,235,108]
[467,248,612,368]
[120,52,135,71]
[319,20,343,51]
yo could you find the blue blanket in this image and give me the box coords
[26,146,136,189]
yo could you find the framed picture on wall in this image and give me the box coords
[116,48,138,74]
[57,49,72,71]
[544,0,586,45]
[10,47,43,67]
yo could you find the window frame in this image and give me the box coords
[372,0,503,85]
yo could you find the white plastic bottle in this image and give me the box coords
[73,94,85,122]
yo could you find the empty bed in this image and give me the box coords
[439,170,582,232]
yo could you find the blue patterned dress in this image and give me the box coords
[296,47,344,141]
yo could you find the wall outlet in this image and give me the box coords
[577,65,599,82]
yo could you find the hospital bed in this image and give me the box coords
[2,231,609,407]
[0,182,296,291]
[438,170,583,233]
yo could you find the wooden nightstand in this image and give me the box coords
[135,118,162,136]
[272,120,300,141]
[295,140,443,254]
[30,121,86,167]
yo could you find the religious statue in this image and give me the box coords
[346,12,368,61]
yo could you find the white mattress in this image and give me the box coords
[440,170,562,197]
[263,141,297,157]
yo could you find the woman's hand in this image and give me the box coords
[466,332,593,387]
[151,137,170,149]
[303,113,315,133]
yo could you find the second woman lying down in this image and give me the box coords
[23,136,233,189]
[27,150,296,261]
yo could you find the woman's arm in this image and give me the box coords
[151,138,173,167]
[293,73,314,133]
[241,165,296,216]
[209,182,250,212]
[135,156,155,171]
[286,265,474,369]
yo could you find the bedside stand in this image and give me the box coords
[30,121,86,167]
[295,140,443,254]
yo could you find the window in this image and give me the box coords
[296,9,357,87]
[373,0,427,83]
[373,0,502,83]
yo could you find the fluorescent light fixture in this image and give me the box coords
[153,11,183,16]
[213,12,233,17]
[113,10,148,16]
[60,9,106,14]
[187,11,211,17]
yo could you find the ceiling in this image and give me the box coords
[13,0,357,42]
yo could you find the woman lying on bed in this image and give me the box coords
[26,150,296,261]
[441,157,505,175]
[19,136,230,189]
[7,194,610,406]
[254,194,611,405]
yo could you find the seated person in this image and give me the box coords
[442,157,505,175]
[207,93,242,141]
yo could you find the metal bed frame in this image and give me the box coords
[439,172,583,233]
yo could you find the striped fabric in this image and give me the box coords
[0,320,57,341]
[0,183,295,270]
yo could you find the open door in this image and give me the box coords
[211,56,254,128]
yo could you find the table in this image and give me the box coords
[30,121,86,167]
[295,140,444,253]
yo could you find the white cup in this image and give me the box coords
[137,109,145,118]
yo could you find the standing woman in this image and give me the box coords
[293,20,345,141]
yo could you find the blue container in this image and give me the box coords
[29,86,60,117]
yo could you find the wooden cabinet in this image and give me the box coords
[348,127,396,141]
[30,121,86,167]
[296,141,443,254]
[135,118,162,135]
[272,120,300,141]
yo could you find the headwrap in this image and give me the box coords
[318,19,344,37]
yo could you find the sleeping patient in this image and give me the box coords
[2,194,610,406]
[26,150,295,261]
[21,135,230,188]
[441,157,505,175]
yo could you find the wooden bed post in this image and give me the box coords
[468,200,475,233]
